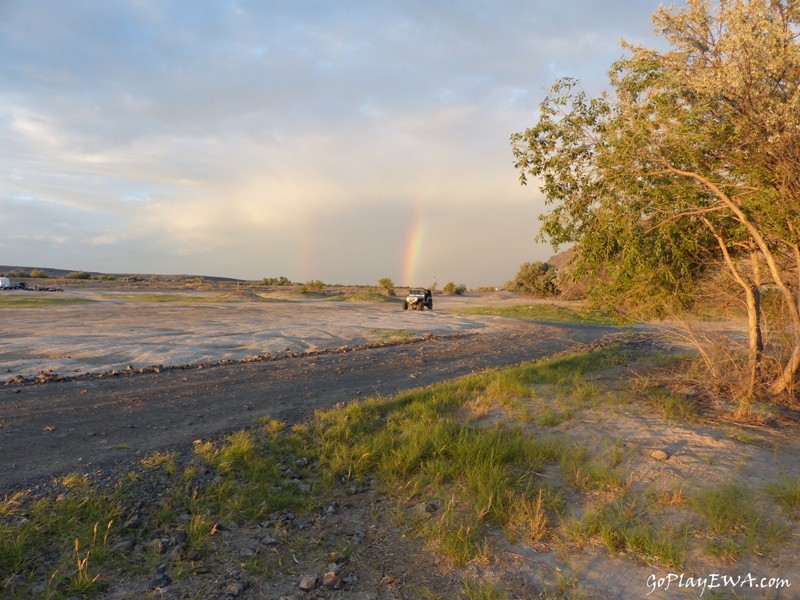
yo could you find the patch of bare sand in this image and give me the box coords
[1,290,525,382]
[483,361,800,599]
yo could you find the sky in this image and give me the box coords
[0,0,666,287]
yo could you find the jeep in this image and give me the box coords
[403,288,433,311]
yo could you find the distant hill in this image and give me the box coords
[547,247,575,269]
[0,266,244,282]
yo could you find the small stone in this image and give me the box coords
[295,457,309,468]
[298,574,319,592]
[650,449,670,461]
[113,539,135,552]
[185,548,201,561]
[123,515,140,529]
[261,535,279,547]
[225,581,246,597]
[149,573,172,590]
[292,480,312,493]
[322,571,342,589]
[350,527,366,543]
[239,546,257,558]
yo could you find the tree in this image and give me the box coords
[378,278,396,296]
[443,282,467,295]
[508,261,559,297]
[512,0,800,397]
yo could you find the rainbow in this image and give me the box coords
[402,212,425,286]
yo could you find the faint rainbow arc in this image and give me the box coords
[402,213,425,286]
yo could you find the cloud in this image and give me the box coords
[0,0,664,285]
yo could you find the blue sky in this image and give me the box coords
[0,1,665,286]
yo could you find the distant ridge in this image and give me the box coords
[0,265,244,282]
[547,247,575,269]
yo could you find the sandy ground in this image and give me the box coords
[0,290,521,382]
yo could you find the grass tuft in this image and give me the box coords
[452,303,616,325]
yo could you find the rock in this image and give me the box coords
[322,571,342,589]
[650,449,670,461]
[292,480,312,493]
[278,510,296,524]
[295,457,309,468]
[327,562,342,575]
[225,580,248,597]
[123,515,140,530]
[298,574,319,592]
[350,527,366,543]
[239,546,257,558]
[149,573,172,590]
[113,539,135,552]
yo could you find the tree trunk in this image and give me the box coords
[703,218,764,397]
[767,244,800,396]
[746,252,763,395]
[744,283,763,396]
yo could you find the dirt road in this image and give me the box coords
[0,318,615,491]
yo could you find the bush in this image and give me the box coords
[65,271,93,280]
[443,282,467,295]
[263,276,292,286]
[378,278,396,296]
[508,261,559,297]
[300,280,325,294]
[28,269,49,279]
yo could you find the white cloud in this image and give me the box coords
[0,0,665,285]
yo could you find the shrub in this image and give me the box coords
[28,269,49,278]
[300,280,325,294]
[378,278,396,296]
[443,282,467,295]
[263,276,292,286]
[66,271,93,280]
[507,261,559,297]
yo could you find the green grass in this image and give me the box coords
[767,475,800,516]
[452,303,617,325]
[367,328,418,343]
[463,578,510,599]
[332,291,405,303]
[579,496,688,567]
[689,482,788,558]
[0,295,93,308]
[115,293,215,303]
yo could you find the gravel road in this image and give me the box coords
[0,317,615,492]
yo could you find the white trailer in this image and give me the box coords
[0,277,11,289]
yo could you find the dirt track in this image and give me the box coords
[0,317,615,492]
